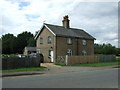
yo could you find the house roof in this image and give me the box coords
[25,47,36,51]
[35,23,95,40]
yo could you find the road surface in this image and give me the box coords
[2,68,118,88]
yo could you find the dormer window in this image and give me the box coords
[82,39,87,45]
[67,38,72,44]
[48,36,52,44]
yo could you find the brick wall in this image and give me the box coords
[36,27,55,62]
[56,37,94,57]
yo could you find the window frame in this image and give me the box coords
[82,50,87,56]
[40,37,43,44]
[67,49,72,56]
[82,39,87,45]
[48,36,52,44]
[67,38,72,45]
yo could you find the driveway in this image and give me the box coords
[40,63,118,74]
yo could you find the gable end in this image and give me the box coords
[35,24,56,40]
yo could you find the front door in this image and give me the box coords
[50,51,54,62]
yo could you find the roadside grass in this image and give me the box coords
[2,66,46,73]
[55,58,119,67]
[116,57,120,62]
[1,54,19,58]
[67,62,118,67]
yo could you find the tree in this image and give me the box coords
[27,37,36,47]
[0,38,2,54]
[116,48,120,55]
[102,44,116,55]
[16,31,34,54]
[94,43,103,54]
[94,43,117,55]
[2,34,17,54]
[35,30,39,36]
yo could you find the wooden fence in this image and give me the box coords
[2,57,41,70]
[56,55,116,65]
[67,55,99,65]
[97,55,116,62]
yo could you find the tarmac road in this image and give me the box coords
[2,68,118,88]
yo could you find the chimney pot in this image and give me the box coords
[62,15,70,28]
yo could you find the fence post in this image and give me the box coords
[66,55,68,65]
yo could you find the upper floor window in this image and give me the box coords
[48,36,52,44]
[67,49,72,56]
[40,37,43,44]
[82,50,87,56]
[82,39,87,45]
[67,38,72,44]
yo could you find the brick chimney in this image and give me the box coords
[62,15,70,28]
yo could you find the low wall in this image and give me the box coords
[67,55,99,65]
[2,57,41,70]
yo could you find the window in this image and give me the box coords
[48,36,52,44]
[67,49,72,56]
[40,38,43,44]
[67,38,72,44]
[37,49,40,53]
[82,50,87,56]
[82,39,87,45]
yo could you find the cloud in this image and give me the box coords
[0,0,119,47]
[69,2,118,47]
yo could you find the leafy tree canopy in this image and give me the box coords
[2,31,36,54]
[94,43,119,55]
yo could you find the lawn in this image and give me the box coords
[2,66,46,73]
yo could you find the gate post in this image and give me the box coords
[65,55,68,65]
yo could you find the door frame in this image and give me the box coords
[50,50,54,63]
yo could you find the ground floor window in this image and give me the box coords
[67,49,72,56]
[82,50,87,56]
[37,49,41,53]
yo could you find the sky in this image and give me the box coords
[0,0,119,47]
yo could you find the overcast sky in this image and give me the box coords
[0,0,119,47]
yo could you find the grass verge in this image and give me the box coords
[2,66,46,73]
[55,61,119,67]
